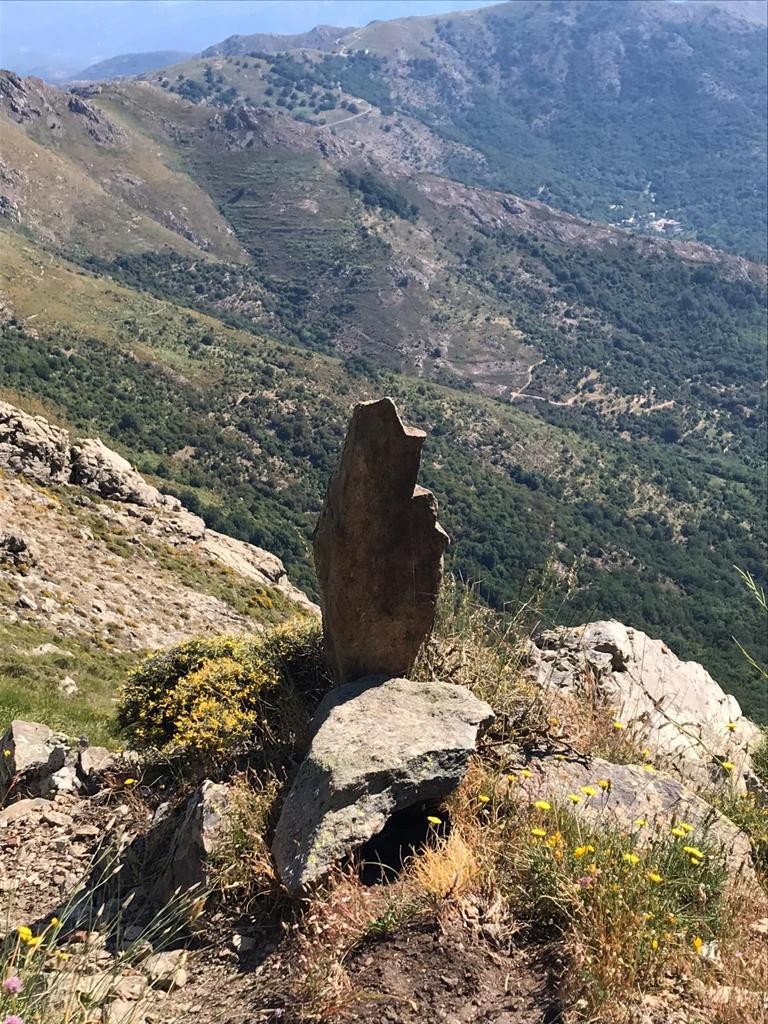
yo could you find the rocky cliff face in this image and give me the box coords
[0,400,316,652]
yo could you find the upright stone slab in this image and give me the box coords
[313,398,449,683]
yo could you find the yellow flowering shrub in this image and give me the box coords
[117,618,326,759]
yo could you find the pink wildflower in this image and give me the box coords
[578,875,594,888]
[2,977,22,994]
[5,1014,24,1024]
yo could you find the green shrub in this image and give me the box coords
[117,619,327,760]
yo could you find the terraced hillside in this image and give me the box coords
[203,0,768,258]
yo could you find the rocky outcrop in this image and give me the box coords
[0,719,74,797]
[513,753,756,880]
[200,529,318,615]
[527,620,761,793]
[153,780,232,903]
[0,531,35,568]
[0,401,177,508]
[313,398,449,683]
[0,400,317,622]
[272,676,493,895]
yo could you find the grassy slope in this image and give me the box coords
[1,227,765,717]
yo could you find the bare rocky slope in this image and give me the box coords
[0,399,316,642]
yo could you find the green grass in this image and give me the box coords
[0,618,139,748]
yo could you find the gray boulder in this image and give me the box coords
[514,753,756,880]
[0,719,71,796]
[527,620,761,793]
[69,438,178,509]
[0,531,36,568]
[152,780,231,903]
[0,400,70,483]
[272,676,494,895]
[78,745,115,779]
[313,398,449,683]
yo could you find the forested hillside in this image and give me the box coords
[0,20,766,717]
[204,0,768,257]
[1,225,765,716]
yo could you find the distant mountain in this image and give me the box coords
[202,24,351,57]
[201,0,767,258]
[71,51,193,82]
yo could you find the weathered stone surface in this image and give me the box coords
[0,796,49,824]
[152,780,230,902]
[78,745,115,778]
[514,753,756,880]
[0,400,70,483]
[313,398,449,682]
[0,531,36,567]
[527,620,761,792]
[272,676,494,895]
[201,529,320,616]
[0,719,70,796]
[144,949,188,990]
[0,399,177,509]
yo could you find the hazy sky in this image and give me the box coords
[0,0,498,75]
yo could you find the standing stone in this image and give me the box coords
[313,398,449,683]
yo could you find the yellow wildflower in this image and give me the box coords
[507,774,517,783]
[568,793,582,804]
[520,769,533,779]
[534,800,551,811]
[124,778,137,786]
[727,721,737,732]
[574,844,595,858]
[721,761,735,772]
[623,852,640,866]
[651,937,659,950]
[2,749,11,757]
[17,926,33,943]
[531,827,547,838]
[478,794,490,804]
[27,936,42,948]
[597,779,611,790]
[426,815,442,826]
[671,826,686,838]
[613,721,625,731]
[648,872,664,884]
[692,936,704,954]
[683,846,705,859]
[690,857,702,866]
[634,818,648,827]
[580,785,598,797]
[642,764,657,774]
[679,823,694,833]
[546,832,562,848]
[56,951,71,961]
[643,911,654,921]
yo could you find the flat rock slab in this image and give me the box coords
[272,676,494,895]
[313,398,449,683]
[513,753,756,881]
